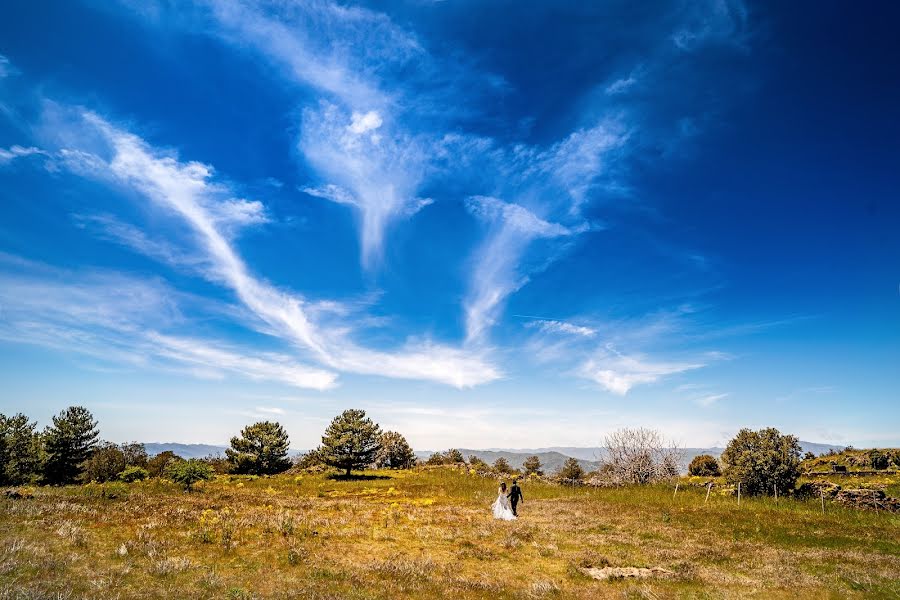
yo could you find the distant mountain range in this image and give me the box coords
[144,440,845,473]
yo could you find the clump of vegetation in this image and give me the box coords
[167,459,214,491]
[557,457,584,482]
[42,406,99,485]
[319,409,382,477]
[146,450,182,478]
[523,455,543,476]
[374,431,416,469]
[425,452,447,466]
[688,454,721,477]
[0,412,42,485]
[492,457,513,475]
[599,428,680,485]
[446,448,464,464]
[80,441,148,483]
[721,427,801,496]
[118,466,149,483]
[468,455,489,471]
[226,421,292,475]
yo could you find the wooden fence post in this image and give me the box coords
[774,483,778,504]
[673,482,679,500]
[738,482,741,506]
[705,482,712,505]
[821,489,825,514]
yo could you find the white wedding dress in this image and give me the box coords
[492,487,517,520]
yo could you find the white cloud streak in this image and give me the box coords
[0,145,47,164]
[187,0,430,269]
[579,345,704,395]
[464,196,577,344]
[50,109,498,388]
[0,261,337,390]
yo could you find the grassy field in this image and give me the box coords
[2,467,899,599]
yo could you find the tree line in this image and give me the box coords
[0,407,418,488]
[3,405,821,497]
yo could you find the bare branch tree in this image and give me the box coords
[599,428,682,485]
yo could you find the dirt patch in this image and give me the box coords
[580,566,675,581]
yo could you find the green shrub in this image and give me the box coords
[688,454,721,476]
[468,455,489,471]
[81,442,126,483]
[374,431,416,469]
[167,459,214,491]
[147,451,182,478]
[119,466,149,483]
[721,427,801,496]
[425,452,447,466]
[869,450,889,470]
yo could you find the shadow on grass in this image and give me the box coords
[326,473,392,481]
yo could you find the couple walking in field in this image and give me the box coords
[492,479,523,520]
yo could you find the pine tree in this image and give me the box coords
[374,431,416,469]
[446,448,464,463]
[226,421,292,475]
[42,406,99,485]
[319,409,382,477]
[523,455,543,476]
[0,413,42,485]
[558,457,584,481]
[493,457,513,474]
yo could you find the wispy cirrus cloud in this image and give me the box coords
[463,196,580,344]
[131,0,433,269]
[0,257,337,390]
[0,145,47,164]
[578,344,704,395]
[526,319,597,338]
[44,107,499,388]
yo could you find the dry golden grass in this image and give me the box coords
[2,467,899,599]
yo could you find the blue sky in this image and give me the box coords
[0,1,897,450]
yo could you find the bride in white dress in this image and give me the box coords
[492,482,517,520]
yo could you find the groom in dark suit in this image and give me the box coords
[508,479,523,516]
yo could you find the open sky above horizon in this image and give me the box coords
[1,1,898,450]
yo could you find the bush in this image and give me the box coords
[557,457,584,481]
[720,427,801,496]
[295,449,325,470]
[167,459,214,491]
[119,466,149,483]
[81,442,127,483]
[374,431,416,469]
[468,455,489,471]
[425,452,447,466]
[147,451,182,478]
[688,454,721,477]
[869,450,889,470]
[226,421,292,475]
[319,409,382,477]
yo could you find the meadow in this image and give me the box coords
[2,467,899,599]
